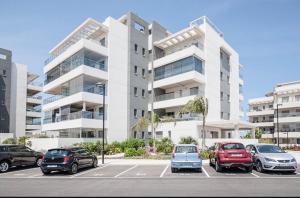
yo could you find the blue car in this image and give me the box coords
[171,144,202,173]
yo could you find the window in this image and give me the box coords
[1,99,4,105]
[142,48,146,57]
[134,87,138,97]
[142,110,145,117]
[134,44,138,53]
[227,75,230,83]
[227,94,230,101]
[99,37,106,46]
[134,22,145,33]
[134,109,137,118]
[282,96,289,103]
[221,112,224,119]
[141,131,145,139]
[156,131,163,139]
[2,70,6,77]
[296,95,300,101]
[149,50,152,54]
[220,92,224,100]
[149,29,152,35]
[134,131,137,138]
[168,131,171,138]
[142,68,146,78]
[0,54,6,60]
[190,87,199,95]
[142,89,145,98]
[220,72,223,80]
[134,66,138,75]
[269,104,273,109]
[220,52,223,59]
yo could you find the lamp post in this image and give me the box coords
[276,103,282,147]
[96,82,105,164]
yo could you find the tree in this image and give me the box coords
[178,96,208,148]
[18,136,29,145]
[255,128,262,139]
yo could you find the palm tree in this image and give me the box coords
[178,96,208,149]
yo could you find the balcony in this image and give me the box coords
[45,52,106,85]
[274,113,300,123]
[247,109,274,116]
[27,96,42,104]
[43,111,104,124]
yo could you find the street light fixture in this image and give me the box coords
[276,103,282,147]
[96,82,105,164]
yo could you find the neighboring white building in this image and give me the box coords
[0,48,42,142]
[247,81,300,145]
[41,12,255,146]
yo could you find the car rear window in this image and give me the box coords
[222,143,245,150]
[175,146,197,153]
[46,149,69,156]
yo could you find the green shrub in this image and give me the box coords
[155,137,174,154]
[2,138,17,144]
[125,148,137,157]
[179,136,198,145]
[136,148,146,156]
[18,136,29,145]
[200,150,210,159]
[123,138,145,150]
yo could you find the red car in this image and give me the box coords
[209,142,253,172]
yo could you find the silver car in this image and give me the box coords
[246,144,297,173]
[171,144,202,173]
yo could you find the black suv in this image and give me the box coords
[0,144,44,173]
[40,147,98,175]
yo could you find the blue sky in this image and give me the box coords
[1,0,300,112]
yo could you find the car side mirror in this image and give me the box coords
[250,150,256,155]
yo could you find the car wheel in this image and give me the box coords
[171,168,177,173]
[215,159,222,172]
[92,158,98,168]
[245,166,253,173]
[36,158,43,167]
[256,160,264,173]
[42,170,51,175]
[287,170,296,174]
[0,161,10,173]
[69,163,78,175]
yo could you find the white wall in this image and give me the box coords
[10,63,27,138]
[104,17,129,143]
[198,138,258,148]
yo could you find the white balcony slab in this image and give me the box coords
[43,92,105,111]
[148,95,197,110]
[253,122,274,127]
[247,109,274,116]
[274,116,300,123]
[43,65,108,92]
[42,119,107,131]
[262,132,300,138]
[27,84,43,92]
[44,39,108,73]
[27,97,42,105]
[149,70,205,90]
[149,45,205,70]
[26,111,42,118]
[278,101,300,109]
[26,125,42,130]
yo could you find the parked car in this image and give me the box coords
[209,142,253,172]
[171,144,202,173]
[0,144,44,173]
[40,147,98,175]
[246,144,297,173]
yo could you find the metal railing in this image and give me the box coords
[43,111,104,124]
[155,90,204,102]
[27,96,42,100]
[278,112,300,117]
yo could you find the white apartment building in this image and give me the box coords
[41,12,255,145]
[0,48,42,142]
[247,81,300,145]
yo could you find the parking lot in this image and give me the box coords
[1,162,300,197]
[1,163,300,179]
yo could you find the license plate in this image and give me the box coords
[279,164,286,167]
[47,165,57,168]
[231,154,242,157]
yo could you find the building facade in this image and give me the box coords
[247,81,300,145]
[0,48,42,142]
[42,12,254,144]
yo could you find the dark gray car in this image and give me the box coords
[246,144,297,173]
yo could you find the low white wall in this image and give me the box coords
[27,138,103,153]
[0,133,14,143]
[198,138,259,148]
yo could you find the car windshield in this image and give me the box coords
[175,146,197,153]
[222,143,245,150]
[46,149,69,156]
[256,145,285,153]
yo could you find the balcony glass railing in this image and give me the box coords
[43,85,104,105]
[45,53,106,85]
[27,96,42,100]
[26,121,41,125]
[155,90,204,102]
[278,112,300,117]
[160,113,203,122]
[43,111,104,124]
[26,107,41,112]
[154,56,203,81]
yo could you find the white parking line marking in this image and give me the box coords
[295,172,300,175]
[0,167,39,176]
[160,164,169,178]
[114,164,138,178]
[72,164,110,178]
[14,173,26,176]
[202,167,210,178]
[251,172,260,178]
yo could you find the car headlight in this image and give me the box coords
[264,157,276,162]
[291,158,296,162]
